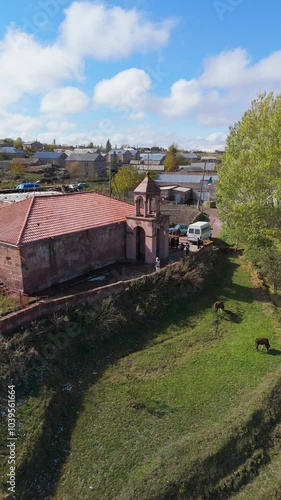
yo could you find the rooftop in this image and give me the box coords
[0,191,134,245]
[0,147,24,154]
[65,152,102,162]
[140,153,166,161]
[33,152,65,159]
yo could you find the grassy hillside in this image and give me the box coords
[1,249,281,499]
[53,258,281,499]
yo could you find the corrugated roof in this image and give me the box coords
[0,147,24,154]
[33,152,64,159]
[11,157,42,165]
[140,153,166,161]
[157,174,218,183]
[201,156,217,160]
[0,192,134,245]
[178,152,198,159]
[172,187,191,193]
[159,185,178,190]
[110,149,128,154]
[65,153,103,162]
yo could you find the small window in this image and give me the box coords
[195,229,200,234]
[189,228,194,234]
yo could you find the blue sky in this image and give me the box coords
[1,0,281,150]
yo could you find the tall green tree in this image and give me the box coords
[105,139,112,153]
[216,92,281,246]
[112,165,156,196]
[168,143,178,153]
[164,150,177,172]
[247,245,281,293]
[113,165,144,196]
[10,159,24,174]
[14,137,23,150]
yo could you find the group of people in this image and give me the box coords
[178,241,189,255]
[169,236,180,248]
[157,232,207,270]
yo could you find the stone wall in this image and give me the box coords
[0,242,213,336]
[20,222,127,294]
[0,244,23,290]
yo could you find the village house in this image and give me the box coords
[156,172,218,203]
[0,161,12,171]
[0,140,14,148]
[0,173,169,294]
[106,149,134,166]
[139,153,166,166]
[176,152,200,163]
[0,147,26,159]
[32,152,67,167]
[65,152,107,177]
[23,141,43,152]
[11,157,44,168]
[63,148,101,156]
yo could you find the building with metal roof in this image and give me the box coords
[0,147,26,158]
[65,153,107,177]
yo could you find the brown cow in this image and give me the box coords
[214,301,224,313]
[255,338,270,351]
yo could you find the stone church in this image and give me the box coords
[0,173,169,294]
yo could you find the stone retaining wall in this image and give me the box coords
[0,243,213,336]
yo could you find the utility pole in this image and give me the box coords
[108,161,112,197]
[198,161,207,212]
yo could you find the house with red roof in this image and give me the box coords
[0,173,169,294]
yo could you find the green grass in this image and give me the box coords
[51,257,281,499]
[233,450,281,499]
[0,294,19,315]
[2,253,281,499]
[0,384,54,494]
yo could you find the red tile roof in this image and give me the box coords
[0,192,134,245]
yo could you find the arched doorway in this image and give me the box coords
[136,226,145,260]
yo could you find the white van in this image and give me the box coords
[187,221,212,243]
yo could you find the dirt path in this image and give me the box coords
[205,208,222,237]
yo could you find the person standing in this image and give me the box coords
[185,242,190,256]
[155,257,161,271]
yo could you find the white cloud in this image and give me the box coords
[129,111,145,120]
[200,48,281,88]
[0,28,77,106]
[93,68,152,113]
[0,109,41,136]
[0,2,175,109]
[184,134,226,152]
[91,47,281,125]
[134,48,281,124]
[60,2,176,60]
[40,87,90,114]
[199,48,250,87]
[159,79,201,117]
[45,120,76,132]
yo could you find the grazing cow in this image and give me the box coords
[214,301,225,313]
[255,338,270,351]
